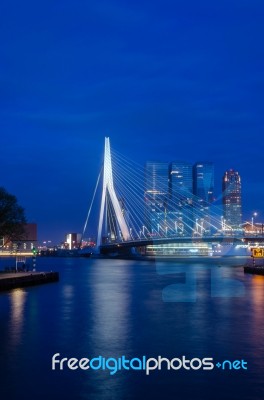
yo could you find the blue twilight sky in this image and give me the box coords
[0,0,263,243]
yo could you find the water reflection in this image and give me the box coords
[58,283,75,342]
[61,284,75,312]
[251,275,264,308]
[1,258,264,400]
[250,275,264,366]
[82,261,133,400]
[8,289,27,347]
[90,261,132,355]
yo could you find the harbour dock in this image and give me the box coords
[0,271,59,291]
[244,265,264,276]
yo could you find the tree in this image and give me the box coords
[0,187,27,246]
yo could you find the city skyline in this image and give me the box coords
[66,148,257,247]
[54,155,253,244]
[0,140,262,245]
[0,138,261,245]
[1,137,262,251]
[1,0,263,242]
[144,160,214,238]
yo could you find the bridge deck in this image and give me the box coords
[101,235,264,249]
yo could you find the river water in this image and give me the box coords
[0,257,263,400]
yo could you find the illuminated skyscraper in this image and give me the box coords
[193,162,214,205]
[144,162,169,234]
[193,162,214,234]
[222,169,242,229]
[145,162,169,198]
[168,161,193,235]
[169,161,193,201]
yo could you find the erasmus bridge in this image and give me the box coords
[82,138,262,257]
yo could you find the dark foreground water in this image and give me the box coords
[0,257,264,400]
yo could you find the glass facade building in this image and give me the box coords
[193,162,214,205]
[222,169,242,230]
[168,161,193,235]
[144,162,169,235]
[193,162,214,234]
[144,160,215,237]
[169,161,193,199]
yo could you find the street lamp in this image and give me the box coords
[252,212,258,232]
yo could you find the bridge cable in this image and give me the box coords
[80,165,103,246]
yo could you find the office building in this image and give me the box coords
[65,233,82,249]
[222,169,242,230]
[193,162,214,234]
[144,162,169,235]
[169,161,193,200]
[193,162,214,205]
[168,161,193,235]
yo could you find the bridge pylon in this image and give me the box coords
[97,137,131,247]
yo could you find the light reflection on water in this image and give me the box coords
[0,257,264,400]
[8,288,27,348]
[90,261,131,354]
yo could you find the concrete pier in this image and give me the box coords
[0,271,59,291]
[244,265,264,276]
